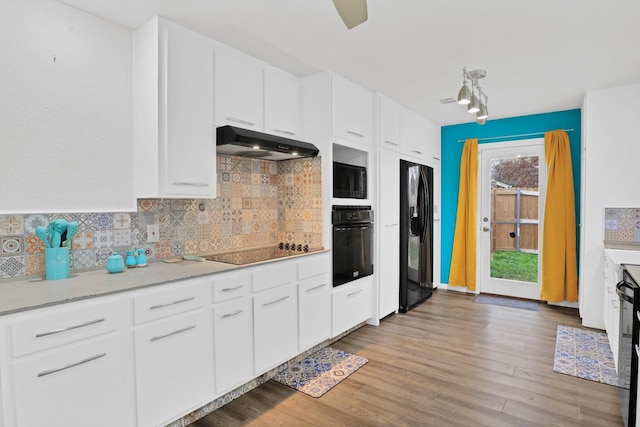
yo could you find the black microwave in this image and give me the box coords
[333,162,367,199]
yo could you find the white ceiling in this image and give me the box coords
[57,0,640,126]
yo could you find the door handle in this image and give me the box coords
[482,227,491,232]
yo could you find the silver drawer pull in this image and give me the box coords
[150,296,196,310]
[36,318,106,338]
[173,182,209,187]
[221,284,244,292]
[306,283,326,292]
[263,295,290,306]
[636,344,640,358]
[432,156,441,161]
[412,149,422,155]
[222,309,243,318]
[273,129,296,136]
[385,223,399,227]
[347,130,364,138]
[347,290,363,297]
[227,117,255,126]
[150,325,196,342]
[38,352,106,377]
[384,140,398,146]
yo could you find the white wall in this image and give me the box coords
[580,82,640,328]
[0,0,134,213]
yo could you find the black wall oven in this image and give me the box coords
[332,206,373,287]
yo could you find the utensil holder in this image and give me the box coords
[45,247,70,280]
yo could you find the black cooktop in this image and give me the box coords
[204,244,321,265]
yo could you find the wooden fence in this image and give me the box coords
[491,188,539,253]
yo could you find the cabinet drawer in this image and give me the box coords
[332,277,373,338]
[252,261,296,293]
[297,253,329,281]
[11,298,123,357]
[212,270,251,303]
[133,278,209,324]
[12,333,131,427]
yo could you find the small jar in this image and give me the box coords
[136,249,148,268]
[106,252,125,273]
[125,250,137,268]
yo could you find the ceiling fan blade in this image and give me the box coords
[332,0,368,29]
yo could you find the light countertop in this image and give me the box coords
[0,249,328,317]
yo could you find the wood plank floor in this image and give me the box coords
[191,290,624,427]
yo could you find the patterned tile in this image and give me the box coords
[0,215,24,235]
[94,230,114,248]
[1,236,22,256]
[113,229,132,247]
[24,234,45,255]
[112,213,132,229]
[94,213,113,231]
[23,214,49,234]
[0,256,25,278]
[25,254,45,275]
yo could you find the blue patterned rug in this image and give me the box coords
[473,294,540,311]
[553,325,627,388]
[272,347,368,398]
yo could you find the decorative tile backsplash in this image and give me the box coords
[604,208,640,243]
[0,155,322,279]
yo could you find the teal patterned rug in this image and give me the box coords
[553,325,627,388]
[272,347,368,398]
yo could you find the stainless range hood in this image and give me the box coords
[216,126,319,161]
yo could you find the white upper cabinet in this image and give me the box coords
[331,73,374,145]
[400,108,440,164]
[264,66,301,138]
[378,95,401,152]
[215,44,264,130]
[133,17,216,198]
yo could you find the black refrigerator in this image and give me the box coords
[399,160,434,312]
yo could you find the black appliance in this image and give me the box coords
[204,244,322,266]
[216,125,319,161]
[331,205,374,286]
[333,162,367,199]
[399,160,434,312]
[617,269,640,427]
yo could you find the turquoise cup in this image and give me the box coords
[45,247,70,280]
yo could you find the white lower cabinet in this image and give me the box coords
[298,274,331,351]
[12,333,132,427]
[253,283,298,374]
[213,297,253,394]
[134,308,214,426]
[332,277,374,338]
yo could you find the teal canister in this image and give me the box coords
[45,247,70,280]
[126,250,137,268]
[136,249,147,268]
[106,252,125,273]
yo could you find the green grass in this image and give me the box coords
[490,251,538,283]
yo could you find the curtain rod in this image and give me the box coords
[457,129,574,143]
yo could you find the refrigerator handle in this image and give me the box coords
[419,169,430,243]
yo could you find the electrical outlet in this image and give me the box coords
[147,224,160,243]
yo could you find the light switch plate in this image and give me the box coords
[147,224,160,243]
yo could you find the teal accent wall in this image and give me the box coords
[440,109,581,284]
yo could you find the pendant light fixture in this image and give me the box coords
[457,69,471,105]
[456,67,489,124]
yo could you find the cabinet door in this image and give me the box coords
[332,277,373,337]
[378,95,401,151]
[253,284,297,374]
[134,309,214,427]
[215,44,264,130]
[162,24,216,197]
[298,275,331,351]
[12,333,133,427]
[400,108,429,162]
[378,152,400,318]
[264,66,301,138]
[213,297,253,394]
[331,74,373,145]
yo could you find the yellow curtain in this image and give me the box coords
[449,138,478,290]
[541,130,578,302]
